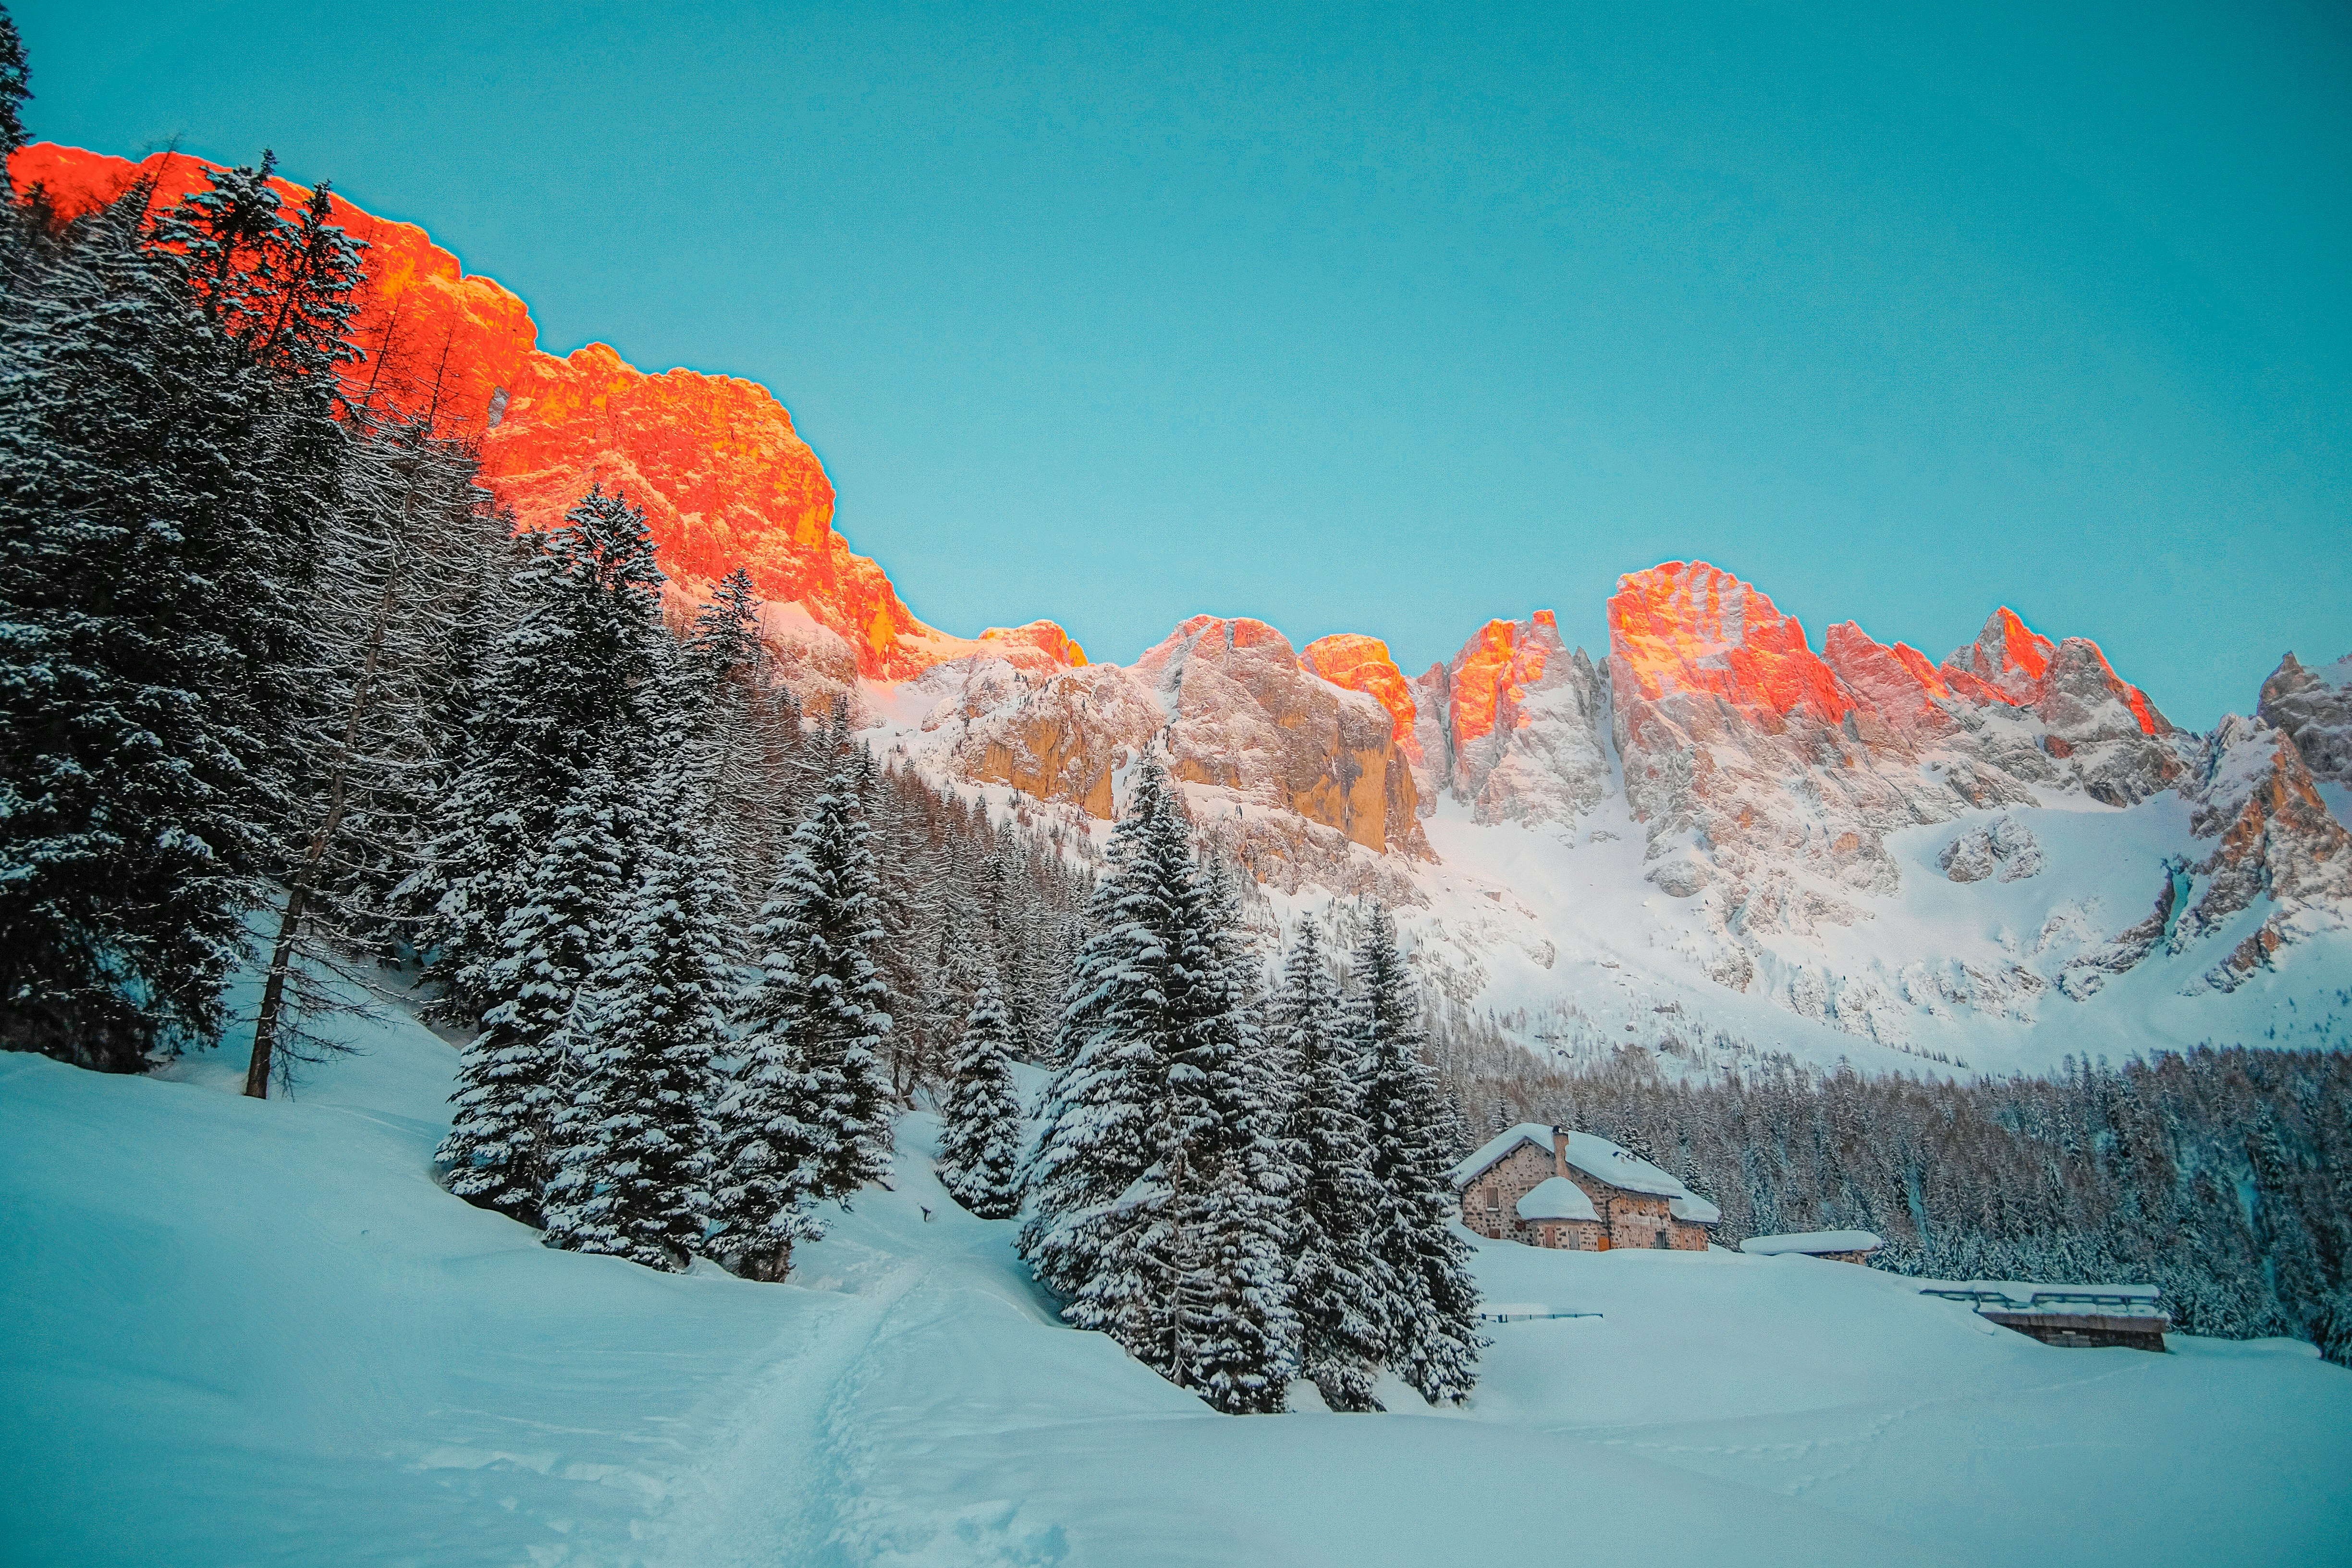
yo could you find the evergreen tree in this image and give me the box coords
[1168,860,1298,1415]
[0,4,30,166]
[542,756,729,1272]
[1274,921,1388,1411]
[405,485,665,1023]
[939,977,1023,1219]
[718,762,895,1230]
[438,765,630,1226]
[0,186,281,1067]
[1352,904,1482,1405]
[1021,764,1297,1412]
[243,417,496,1095]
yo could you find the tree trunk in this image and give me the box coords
[243,456,423,1098]
[735,1240,793,1283]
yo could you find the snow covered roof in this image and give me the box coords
[1741,1230,1882,1257]
[1449,1124,1554,1187]
[1668,1194,1721,1225]
[1915,1280,2164,1316]
[1516,1176,1600,1223]
[1448,1123,1698,1204]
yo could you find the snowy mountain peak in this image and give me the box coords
[1607,561,1858,723]
[2257,650,2352,786]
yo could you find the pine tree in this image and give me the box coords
[717,761,896,1244]
[405,485,666,1023]
[0,185,281,1068]
[1168,860,1298,1415]
[0,4,30,166]
[542,755,729,1272]
[1021,764,1296,1412]
[939,977,1024,1219]
[243,417,496,1095]
[1352,904,1482,1405]
[437,765,629,1226]
[1275,920,1388,1411]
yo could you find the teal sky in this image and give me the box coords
[21,0,2350,727]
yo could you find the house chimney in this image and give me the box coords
[1552,1126,1568,1180]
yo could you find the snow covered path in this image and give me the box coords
[4,998,2349,1567]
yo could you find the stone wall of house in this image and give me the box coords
[1461,1143,1558,1240]
[1559,1169,1699,1251]
[1523,1217,1605,1250]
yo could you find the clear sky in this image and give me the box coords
[20,0,2350,727]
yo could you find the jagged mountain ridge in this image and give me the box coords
[24,142,2348,1073]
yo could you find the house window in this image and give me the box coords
[1654,1229,1669,1250]
[1482,1185,1500,1211]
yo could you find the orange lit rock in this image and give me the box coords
[1820,622,1954,743]
[1417,614,1612,828]
[9,142,1081,683]
[1609,562,1858,724]
[1299,635,1418,752]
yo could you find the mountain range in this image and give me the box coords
[21,142,2350,1076]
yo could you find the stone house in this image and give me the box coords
[1449,1123,1719,1251]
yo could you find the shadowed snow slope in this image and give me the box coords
[4,999,2350,1567]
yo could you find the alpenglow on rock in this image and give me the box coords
[8,142,1089,686]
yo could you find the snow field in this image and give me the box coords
[4,995,2349,1568]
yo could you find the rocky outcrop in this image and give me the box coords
[1600,562,2200,943]
[908,618,1427,858]
[10,142,1083,685]
[1606,563,1991,932]
[1309,616,1620,833]
[2258,652,2352,785]
[2168,716,2352,990]
[901,657,1159,819]
[1937,816,2044,883]
[1138,618,1425,858]
[1430,615,1614,829]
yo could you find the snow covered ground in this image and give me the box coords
[5,993,2348,1568]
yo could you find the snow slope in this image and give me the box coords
[5,1001,2349,1568]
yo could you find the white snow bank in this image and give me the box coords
[4,998,2350,1568]
[1741,1229,1884,1256]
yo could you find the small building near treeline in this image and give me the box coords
[1917,1280,2170,1353]
[1741,1229,1885,1265]
[1450,1123,1718,1251]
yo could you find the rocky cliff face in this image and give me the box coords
[901,618,1426,864]
[2258,652,2352,787]
[2168,716,2352,989]
[12,143,1081,684]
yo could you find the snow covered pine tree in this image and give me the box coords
[712,760,896,1280]
[430,488,668,1224]
[939,977,1024,1219]
[1352,904,1483,1404]
[0,159,353,1071]
[406,484,667,1027]
[1274,920,1389,1411]
[1021,763,1298,1413]
[542,743,731,1273]
[441,765,629,1226]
